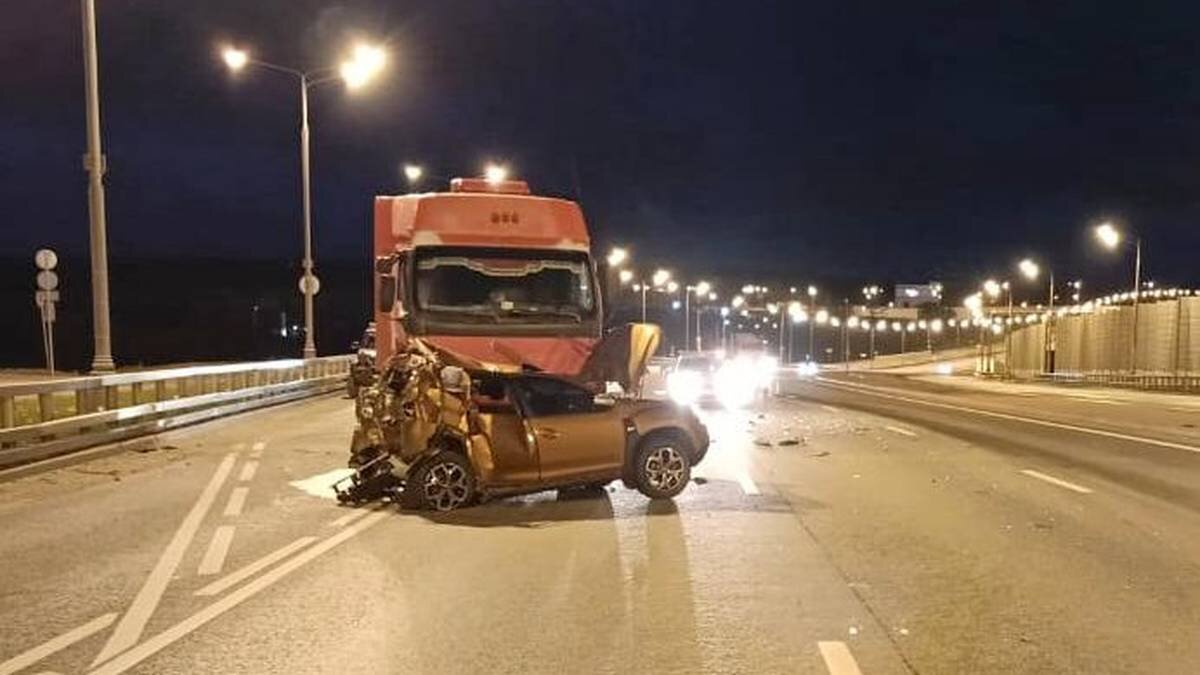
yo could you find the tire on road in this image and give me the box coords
[633,431,693,500]
[405,450,477,511]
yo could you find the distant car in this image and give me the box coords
[666,350,776,409]
[346,323,376,398]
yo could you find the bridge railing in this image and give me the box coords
[0,356,352,469]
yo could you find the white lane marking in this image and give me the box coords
[817,641,863,675]
[290,468,356,501]
[885,425,918,438]
[821,405,840,414]
[222,487,249,517]
[197,525,237,576]
[249,441,265,459]
[237,460,258,482]
[328,510,371,528]
[91,512,388,675]
[91,453,236,666]
[194,536,317,597]
[0,613,117,675]
[1020,469,1094,494]
[231,443,246,451]
[1069,397,1123,406]
[816,377,1200,455]
[737,473,760,495]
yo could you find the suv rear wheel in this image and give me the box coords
[634,433,692,499]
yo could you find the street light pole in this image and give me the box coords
[684,290,690,353]
[81,0,115,372]
[1131,237,1142,373]
[298,75,317,359]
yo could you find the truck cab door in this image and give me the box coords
[514,376,624,483]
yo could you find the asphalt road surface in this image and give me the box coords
[3,373,1200,674]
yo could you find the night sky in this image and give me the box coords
[3,1,1200,293]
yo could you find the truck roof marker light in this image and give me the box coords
[449,177,531,194]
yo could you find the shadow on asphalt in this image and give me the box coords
[412,479,794,528]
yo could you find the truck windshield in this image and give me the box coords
[414,247,596,322]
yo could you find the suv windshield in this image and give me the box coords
[414,247,596,323]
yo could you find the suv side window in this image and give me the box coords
[516,377,596,417]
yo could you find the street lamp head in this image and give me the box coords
[1095,222,1121,249]
[606,247,628,267]
[652,269,671,287]
[340,43,387,89]
[1018,258,1040,280]
[403,164,423,183]
[708,291,718,301]
[816,309,830,324]
[983,279,1002,298]
[807,285,818,298]
[694,280,711,296]
[222,47,248,72]
[731,295,745,308]
[618,269,634,284]
[484,164,509,184]
[666,280,679,293]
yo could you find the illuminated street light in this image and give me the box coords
[222,47,248,71]
[652,269,671,287]
[767,303,780,315]
[708,291,718,301]
[220,39,388,359]
[403,164,423,184]
[847,316,860,329]
[807,285,818,298]
[731,295,745,308]
[1018,258,1040,280]
[606,247,628,267]
[1095,222,1121,249]
[983,279,1002,299]
[694,280,712,297]
[666,280,679,293]
[618,269,634,284]
[484,164,509,184]
[815,309,829,324]
[340,44,387,89]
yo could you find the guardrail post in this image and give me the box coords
[1,396,14,428]
[105,386,119,411]
[132,382,145,404]
[38,392,55,422]
[155,380,167,401]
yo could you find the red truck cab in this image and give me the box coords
[372,178,602,374]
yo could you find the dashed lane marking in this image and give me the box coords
[328,510,371,528]
[237,460,259,482]
[0,613,117,675]
[885,425,918,438]
[1020,469,1094,494]
[90,512,389,675]
[197,525,236,576]
[91,453,236,666]
[222,487,249,518]
[821,405,840,414]
[817,641,864,675]
[194,536,317,597]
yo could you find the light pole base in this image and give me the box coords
[302,345,317,360]
[89,354,116,373]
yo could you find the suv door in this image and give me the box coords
[513,376,625,483]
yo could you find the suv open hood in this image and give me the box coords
[575,323,661,393]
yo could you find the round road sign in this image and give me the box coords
[35,249,58,270]
[36,270,59,291]
[299,274,321,296]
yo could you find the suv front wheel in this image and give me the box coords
[634,434,693,500]
[406,451,477,511]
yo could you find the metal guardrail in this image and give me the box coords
[1031,371,1200,392]
[0,356,352,469]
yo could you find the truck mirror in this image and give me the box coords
[378,274,396,313]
